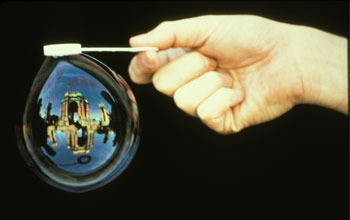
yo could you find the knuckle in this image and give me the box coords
[158,21,172,29]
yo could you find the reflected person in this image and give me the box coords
[32,98,56,156]
[101,91,122,146]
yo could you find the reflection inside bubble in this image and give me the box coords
[36,61,117,174]
[18,54,140,192]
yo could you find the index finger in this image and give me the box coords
[128,47,189,84]
[128,51,160,84]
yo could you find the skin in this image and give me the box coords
[128,15,348,134]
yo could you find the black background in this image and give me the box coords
[3,1,349,218]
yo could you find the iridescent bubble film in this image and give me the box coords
[17,54,140,192]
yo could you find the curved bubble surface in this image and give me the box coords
[17,54,140,192]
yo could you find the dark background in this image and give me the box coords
[3,1,348,218]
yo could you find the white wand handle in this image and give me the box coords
[43,43,158,56]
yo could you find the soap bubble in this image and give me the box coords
[16,54,140,192]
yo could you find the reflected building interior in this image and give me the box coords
[45,91,112,155]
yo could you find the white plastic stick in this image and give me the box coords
[43,43,158,56]
[81,47,158,53]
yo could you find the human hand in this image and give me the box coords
[128,15,348,134]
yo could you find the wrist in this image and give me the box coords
[290,25,348,114]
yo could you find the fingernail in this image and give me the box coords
[141,52,156,69]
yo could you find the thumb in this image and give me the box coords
[130,15,215,50]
